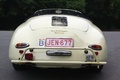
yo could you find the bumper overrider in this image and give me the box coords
[12,47,107,65]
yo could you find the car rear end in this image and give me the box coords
[9,14,107,71]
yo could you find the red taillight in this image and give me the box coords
[88,44,102,50]
[25,53,33,60]
[16,43,29,48]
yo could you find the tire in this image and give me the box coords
[12,63,26,71]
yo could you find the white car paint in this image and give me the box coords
[9,9,107,71]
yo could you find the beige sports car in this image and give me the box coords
[9,9,107,71]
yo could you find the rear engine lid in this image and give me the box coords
[29,15,89,32]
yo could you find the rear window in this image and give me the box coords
[52,16,68,26]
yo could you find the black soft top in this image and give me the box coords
[33,9,83,17]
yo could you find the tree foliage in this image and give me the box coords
[0,0,86,30]
[85,0,120,30]
[0,0,120,30]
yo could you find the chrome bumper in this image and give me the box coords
[14,47,107,65]
[12,60,107,65]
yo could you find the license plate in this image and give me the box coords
[45,38,74,47]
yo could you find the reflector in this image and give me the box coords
[95,52,99,55]
[19,50,24,54]
[25,53,33,60]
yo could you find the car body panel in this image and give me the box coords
[9,9,107,69]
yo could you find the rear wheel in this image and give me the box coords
[12,63,26,70]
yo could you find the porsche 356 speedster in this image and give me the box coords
[9,9,107,71]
